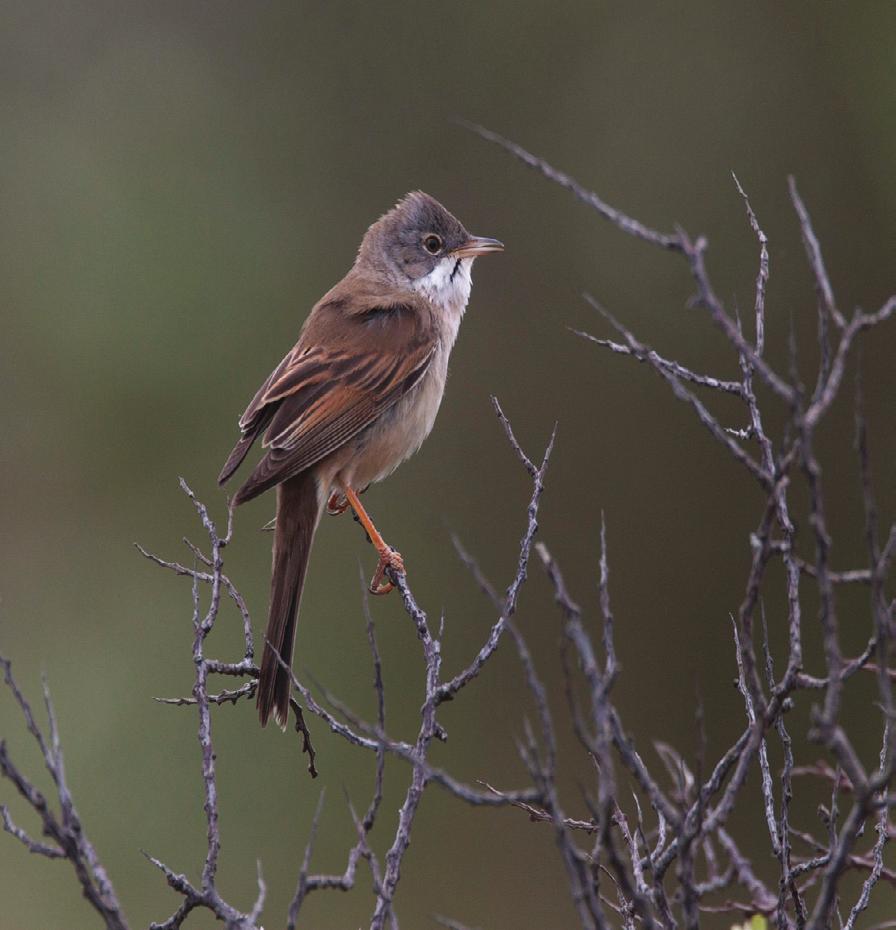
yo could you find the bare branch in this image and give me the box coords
[461,121,681,250]
[788,176,845,330]
[0,657,129,930]
[731,172,769,355]
[570,326,744,395]
[582,294,771,488]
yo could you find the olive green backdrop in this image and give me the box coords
[1,2,894,928]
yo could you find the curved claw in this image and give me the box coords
[327,492,350,516]
[369,548,405,596]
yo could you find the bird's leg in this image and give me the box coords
[338,480,404,595]
[326,491,350,516]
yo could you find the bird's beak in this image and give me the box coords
[451,236,504,259]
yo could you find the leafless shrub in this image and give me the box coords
[2,127,894,929]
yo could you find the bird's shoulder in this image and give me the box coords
[299,267,437,351]
[236,269,438,435]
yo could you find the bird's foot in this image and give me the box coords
[369,547,405,596]
[326,492,350,516]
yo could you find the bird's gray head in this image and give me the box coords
[357,192,502,309]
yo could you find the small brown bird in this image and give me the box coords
[219,192,503,727]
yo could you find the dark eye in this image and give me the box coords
[423,234,443,254]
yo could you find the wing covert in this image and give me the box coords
[228,312,435,503]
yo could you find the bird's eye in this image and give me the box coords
[423,234,443,254]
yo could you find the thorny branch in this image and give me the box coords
[456,127,894,926]
[0,659,129,930]
[3,128,894,929]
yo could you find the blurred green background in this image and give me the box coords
[1,2,894,928]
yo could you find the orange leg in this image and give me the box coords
[338,479,405,595]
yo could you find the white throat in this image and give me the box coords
[411,257,473,347]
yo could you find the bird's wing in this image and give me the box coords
[225,306,436,502]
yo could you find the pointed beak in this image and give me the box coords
[451,236,504,259]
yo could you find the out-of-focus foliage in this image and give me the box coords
[732,918,768,930]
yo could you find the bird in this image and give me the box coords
[218,192,503,727]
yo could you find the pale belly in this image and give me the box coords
[332,346,449,492]
[323,267,469,496]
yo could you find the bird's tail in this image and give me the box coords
[257,470,322,728]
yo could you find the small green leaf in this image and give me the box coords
[730,918,768,930]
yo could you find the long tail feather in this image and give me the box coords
[256,471,322,727]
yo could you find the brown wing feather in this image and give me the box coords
[232,346,433,504]
[218,348,323,485]
[238,347,318,430]
[222,291,437,505]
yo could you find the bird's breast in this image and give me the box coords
[341,341,451,490]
